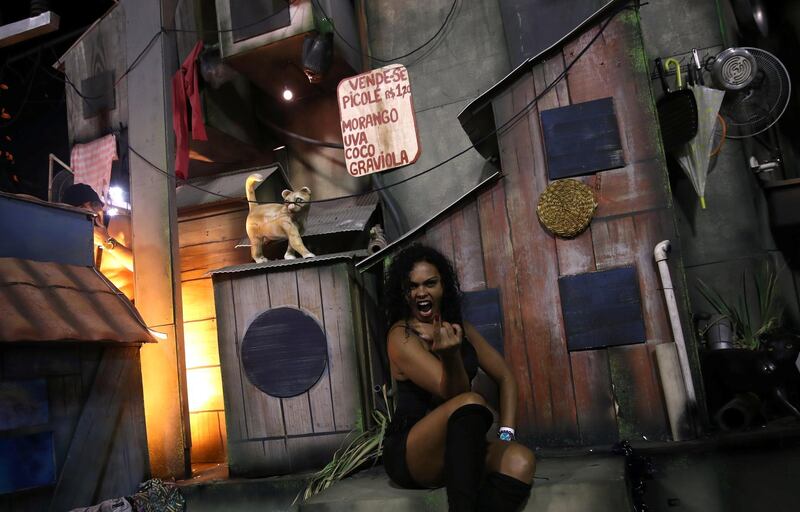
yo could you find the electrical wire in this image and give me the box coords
[312,0,457,64]
[126,3,628,206]
[48,1,297,100]
[43,0,455,103]
[41,29,162,101]
[256,112,345,149]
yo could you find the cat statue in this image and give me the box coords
[245,173,315,262]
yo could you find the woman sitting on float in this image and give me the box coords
[382,244,535,511]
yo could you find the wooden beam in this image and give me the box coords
[0,12,60,49]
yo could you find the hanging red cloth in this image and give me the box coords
[172,41,208,181]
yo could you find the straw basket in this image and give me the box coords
[536,179,597,238]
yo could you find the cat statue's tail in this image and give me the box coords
[245,173,264,212]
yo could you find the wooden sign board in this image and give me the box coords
[337,64,421,177]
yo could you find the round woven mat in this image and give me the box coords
[536,179,597,238]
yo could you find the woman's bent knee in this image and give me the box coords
[448,391,487,409]
[501,444,536,483]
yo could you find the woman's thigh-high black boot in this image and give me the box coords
[477,472,532,512]
[444,403,494,511]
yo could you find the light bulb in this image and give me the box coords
[282,87,294,101]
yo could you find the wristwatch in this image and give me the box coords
[102,237,117,251]
[498,427,515,442]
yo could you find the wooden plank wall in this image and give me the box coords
[213,262,360,476]
[418,12,674,446]
[63,6,128,144]
[178,204,252,463]
[0,346,148,512]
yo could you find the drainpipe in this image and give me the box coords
[654,240,698,437]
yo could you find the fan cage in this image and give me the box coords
[720,48,791,139]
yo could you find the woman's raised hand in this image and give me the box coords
[431,314,463,355]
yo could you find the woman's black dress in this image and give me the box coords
[383,335,480,488]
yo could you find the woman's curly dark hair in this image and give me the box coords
[384,244,463,327]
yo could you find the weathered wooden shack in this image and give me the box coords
[176,164,382,468]
[0,193,154,511]
[211,253,371,476]
[359,10,684,447]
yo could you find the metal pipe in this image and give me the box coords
[654,240,698,431]
[655,343,693,441]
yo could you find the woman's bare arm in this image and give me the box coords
[464,322,518,429]
[387,322,469,400]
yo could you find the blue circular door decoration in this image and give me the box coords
[241,306,328,398]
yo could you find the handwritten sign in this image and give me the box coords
[337,64,421,177]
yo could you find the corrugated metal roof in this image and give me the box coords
[305,193,378,236]
[212,251,369,275]
[0,258,156,344]
[176,165,287,211]
[235,192,379,247]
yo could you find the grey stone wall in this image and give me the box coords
[363,0,510,235]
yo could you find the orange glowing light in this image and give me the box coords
[184,319,224,414]
[186,367,223,412]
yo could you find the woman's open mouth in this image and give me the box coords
[416,299,433,318]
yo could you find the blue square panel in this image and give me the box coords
[540,97,625,179]
[559,266,646,351]
[0,432,56,494]
[462,288,504,355]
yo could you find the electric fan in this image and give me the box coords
[716,47,791,138]
[50,169,74,203]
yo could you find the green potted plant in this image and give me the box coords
[697,263,782,350]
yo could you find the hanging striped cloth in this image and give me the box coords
[70,134,118,201]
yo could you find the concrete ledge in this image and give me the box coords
[300,454,631,512]
[179,466,308,512]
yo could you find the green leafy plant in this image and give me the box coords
[697,263,782,350]
[296,385,393,503]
